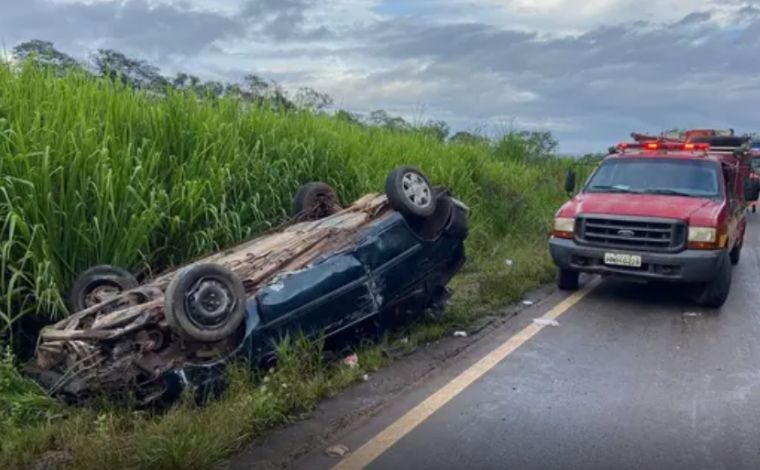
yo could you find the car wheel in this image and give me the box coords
[385,166,437,218]
[293,182,341,220]
[164,263,246,342]
[557,269,579,291]
[730,242,742,265]
[695,254,732,308]
[69,265,138,312]
[753,206,757,213]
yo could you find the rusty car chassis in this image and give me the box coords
[27,166,469,404]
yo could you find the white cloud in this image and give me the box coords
[5,0,760,152]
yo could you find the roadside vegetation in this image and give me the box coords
[0,43,573,469]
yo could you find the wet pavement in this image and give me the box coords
[238,215,760,470]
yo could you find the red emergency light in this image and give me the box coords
[616,141,710,152]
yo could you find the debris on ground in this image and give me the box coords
[533,318,560,327]
[342,353,359,368]
[505,259,514,267]
[683,312,701,317]
[522,300,534,306]
[453,330,468,337]
[400,337,409,345]
[362,374,370,382]
[325,444,350,458]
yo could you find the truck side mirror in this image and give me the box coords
[564,169,576,194]
[744,178,759,202]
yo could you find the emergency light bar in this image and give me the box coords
[616,141,710,152]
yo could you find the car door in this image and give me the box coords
[255,253,375,342]
[353,214,427,306]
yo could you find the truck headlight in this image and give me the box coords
[552,217,575,239]
[687,226,726,250]
[687,227,717,243]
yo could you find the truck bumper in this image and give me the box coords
[549,237,727,283]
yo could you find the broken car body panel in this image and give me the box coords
[28,192,468,403]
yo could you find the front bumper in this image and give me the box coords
[549,237,727,283]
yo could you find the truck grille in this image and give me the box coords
[575,216,686,252]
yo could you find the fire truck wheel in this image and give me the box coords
[695,255,732,308]
[730,242,742,265]
[557,268,579,291]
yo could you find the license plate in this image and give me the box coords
[604,252,642,268]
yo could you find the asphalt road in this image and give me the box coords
[293,213,760,470]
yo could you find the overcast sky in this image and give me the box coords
[2,0,760,153]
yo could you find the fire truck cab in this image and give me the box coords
[551,136,755,308]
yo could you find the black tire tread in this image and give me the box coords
[696,255,732,308]
[557,269,579,291]
[164,263,246,342]
[69,265,138,312]
[293,182,340,220]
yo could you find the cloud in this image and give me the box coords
[0,0,243,60]
[3,0,760,152]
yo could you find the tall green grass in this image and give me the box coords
[0,62,567,343]
[0,62,573,468]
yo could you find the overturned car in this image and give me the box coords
[27,166,469,404]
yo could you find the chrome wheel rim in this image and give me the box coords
[401,172,432,209]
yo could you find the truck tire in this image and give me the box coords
[730,242,742,265]
[557,269,579,291]
[164,263,246,342]
[695,254,732,308]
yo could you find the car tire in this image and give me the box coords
[164,263,246,343]
[753,206,757,213]
[385,166,437,218]
[293,182,341,220]
[69,265,138,312]
[730,242,742,265]
[557,269,579,291]
[695,254,732,308]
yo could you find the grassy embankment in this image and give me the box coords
[0,64,570,468]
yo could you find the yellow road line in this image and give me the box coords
[332,281,598,470]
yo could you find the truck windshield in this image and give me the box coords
[585,158,720,198]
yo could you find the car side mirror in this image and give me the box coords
[564,168,576,194]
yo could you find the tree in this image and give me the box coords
[450,131,489,146]
[172,72,201,90]
[334,109,363,125]
[242,74,270,98]
[238,73,293,110]
[293,87,333,112]
[198,80,224,98]
[519,130,558,160]
[368,110,411,131]
[91,49,168,90]
[493,130,558,163]
[417,120,450,142]
[12,40,81,73]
